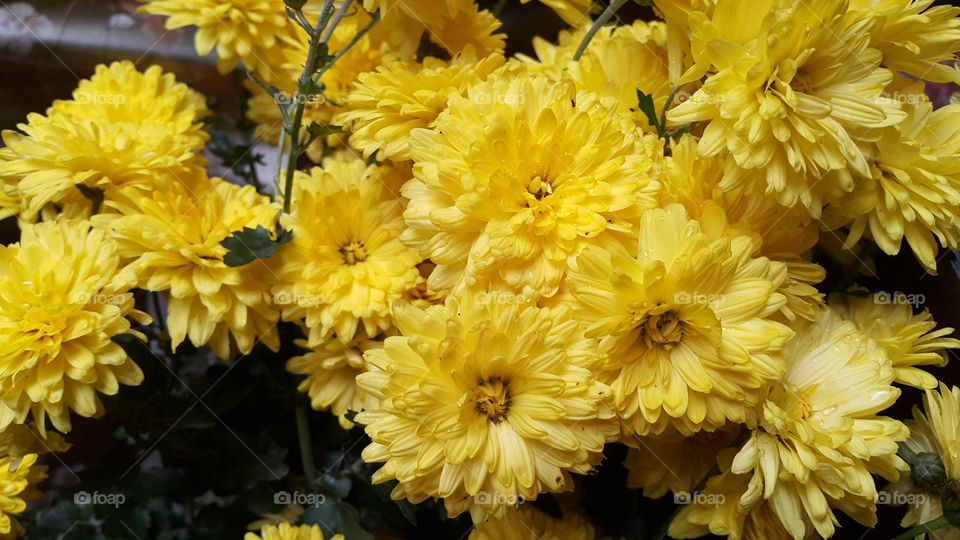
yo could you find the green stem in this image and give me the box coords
[893,516,951,540]
[321,0,354,43]
[573,0,628,61]
[296,405,317,487]
[319,11,381,72]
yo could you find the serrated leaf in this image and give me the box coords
[220,225,292,267]
[636,90,661,134]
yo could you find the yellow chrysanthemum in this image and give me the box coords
[670,308,909,539]
[625,428,741,498]
[886,384,960,540]
[0,61,208,223]
[363,0,504,59]
[94,178,280,360]
[274,156,422,346]
[356,295,616,523]
[0,220,149,434]
[337,49,505,162]
[829,291,959,389]
[469,506,596,540]
[243,523,343,540]
[823,84,960,272]
[287,331,383,429]
[403,74,658,298]
[246,8,392,162]
[0,424,69,458]
[519,21,671,133]
[0,454,45,539]
[662,136,826,322]
[566,204,792,436]
[667,0,904,214]
[140,0,295,76]
[849,0,960,84]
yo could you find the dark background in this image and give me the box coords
[0,1,958,538]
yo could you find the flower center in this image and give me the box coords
[640,310,684,349]
[527,176,554,201]
[339,240,367,265]
[472,376,510,422]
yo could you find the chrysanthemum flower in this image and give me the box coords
[287,331,383,429]
[0,61,208,222]
[670,309,909,539]
[94,178,280,360]
[0,454,45,539]
[566,204,792,436]
[850,0,960,84]
[139,0,295,76]
[337,49,505,162]
[470,506,596,540]
[403,74,659,298]
[246,8,391,162]
[823,86,960,272]
[518,21,671,133]
[0,220,149,434]
[662,136,825,322]
[363,0,504,59]
[667,0,904,213]
[0,424,69,458]
[244,523,343,540]
[356,295,616,522]
[625,428,741,498]
[886,384,960,539]
[274,157,422,347]
[829,291,959,389]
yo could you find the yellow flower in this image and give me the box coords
[0,61,208,222]
[849,0,960,84]
[243,523,343,540]
[287,331,383,429]
[518,21,671,134]
[0,424,69,458]
[671,308,909,539]
[886,384,960,539]
[0,220,149,434]
[469,506,596,540]
[404,74,658,298]
[246,8,392,162]
[823,84,960,272]
[520,0,594,26]
[0,454,45,539]
[566,204,792,436]
[95,178,280,360]
[337,49,505,162]
[356,295,616,523]
[363,0,504,59]
[274,156,422,346]
[662,136,826,323]
[140,0,295,76]
[625,428,741,498]
[829,291,959,389]
[667,0,904,214]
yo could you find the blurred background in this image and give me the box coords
[1,1,959,538]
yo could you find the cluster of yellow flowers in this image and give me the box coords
[1,0,960,538]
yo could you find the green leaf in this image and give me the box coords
[636,90,661,134]
[220,225,292,267]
